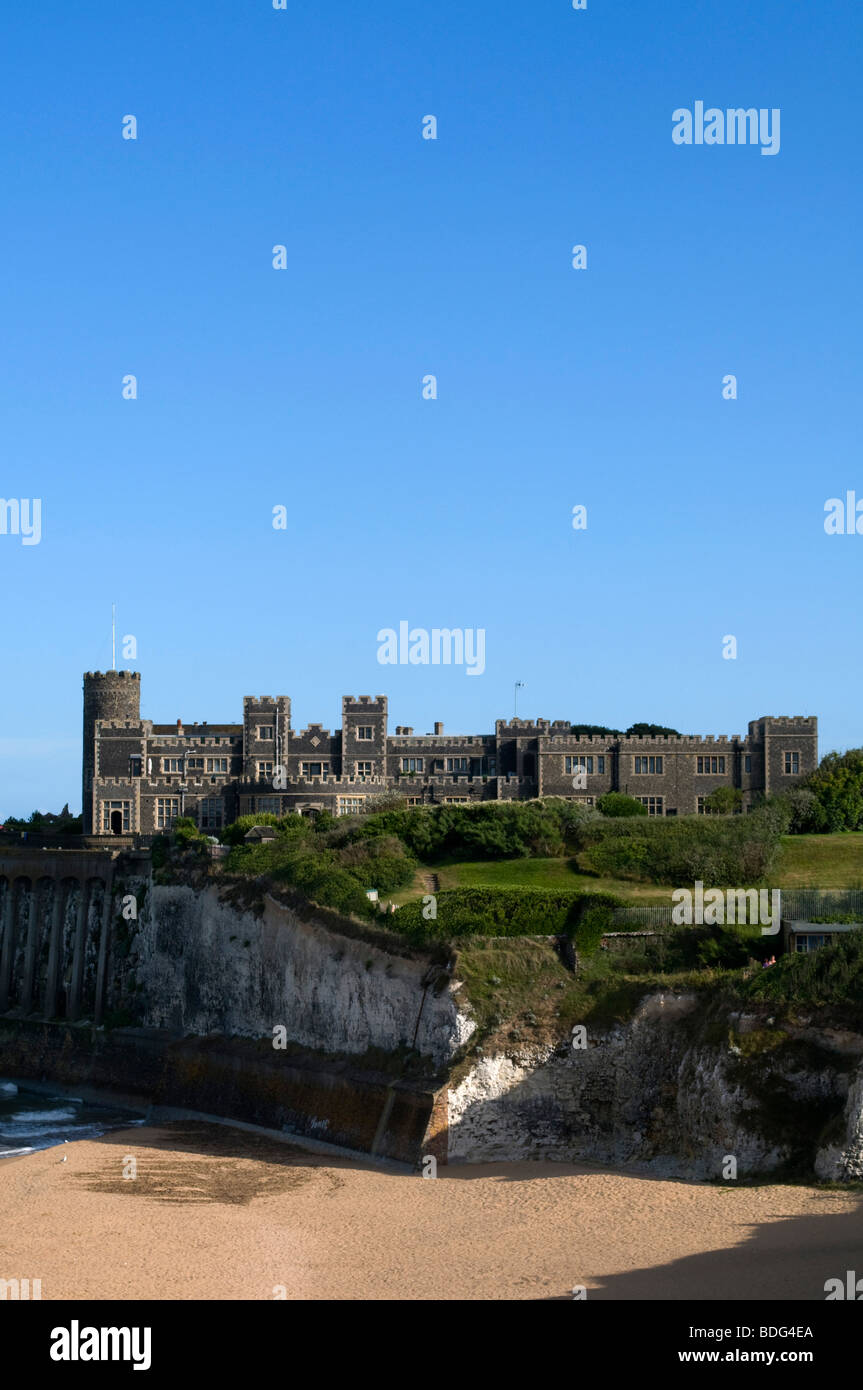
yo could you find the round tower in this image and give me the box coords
[82,671,141,832]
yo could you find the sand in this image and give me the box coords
[1,1121,861,1300]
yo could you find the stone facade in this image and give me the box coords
[83,671,818,833]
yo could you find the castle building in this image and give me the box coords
[82,671,818,834]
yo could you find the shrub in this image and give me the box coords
[662,922,763,971]
[574,902,616,956]
[702,787,743,815]
[173,817,207,846]
[389,887,621,946]
[744,929,863,1015]
[778,787,820,834]
[222,818,416,919]
[220,812,307,847]
[804,749,863,832]
[596,792,648,818]
[579,808,783,885]
[360,800,594,863]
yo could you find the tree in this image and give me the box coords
[703,787,743,815]
[626,723,680,737]
[597,792,648,818]
[806,750,863,832]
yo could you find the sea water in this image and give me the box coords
[0,1079,144,1157]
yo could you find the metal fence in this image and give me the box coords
[777,888,863,921]
[609,904,674,930]
[608,889,863,932]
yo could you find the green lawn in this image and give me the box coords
[774,833,863,888]
[406,855,670,902]
[386,833,863,908]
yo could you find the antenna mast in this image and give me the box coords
[112,603,116,670]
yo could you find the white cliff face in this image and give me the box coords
[448,993,863,1179]
[134,885,474,1067]
[128,884,863,1179]
[815,1068,863,1181]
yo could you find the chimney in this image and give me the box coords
[403,727,413,736]
[177,718,183,735]
[434,722,444,736]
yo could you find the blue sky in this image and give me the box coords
[1,0,860,815]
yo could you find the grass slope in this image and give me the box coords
[390,833,863,909]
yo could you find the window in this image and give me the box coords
[444,797,469,803]
[301,761,330,780]
[255,796,280,814]
[697,756,725,774]
[162,757,184,773]
[597,756,605,774]
[638,796,664,816]
[433,760,444,772]
[401,757,424,773]
[795,933,829,953]
[405,797,423,806]
[155,797,180,828]
[337,796,366,816]
[257,761,274,778]
[634,756,663,774]
[187,757,205,770]
[744,755,752,773]
[355,761,373,778]
[101,800,130,832]
[199,798,223,830]
[357,726,373,741]
[129,756,142,778]
[784,752,800,774]
[207,758,228,773]
[565,756,594,774]
[258,726,274,740]
[446,757,469,772]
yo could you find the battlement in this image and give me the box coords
[388,735,491,748]
[758,716,817,728]
[622,733,742,746]
[496,719,552,732]
[84,670,140,681]
[542,732,615,745]
[81,671,820,834]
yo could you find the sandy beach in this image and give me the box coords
[1,1121,861,1301]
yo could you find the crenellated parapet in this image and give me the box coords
[81,671,819,832]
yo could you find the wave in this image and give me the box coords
[0,1146,34,1158]
[0,1082,19,1095]
[0,1121,109,1143]
[10,1108,77,1124]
